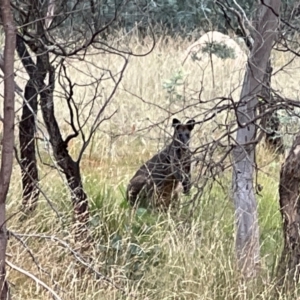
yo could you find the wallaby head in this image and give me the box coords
[172,118,195,148]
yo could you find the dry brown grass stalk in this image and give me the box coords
[0,32,297,299]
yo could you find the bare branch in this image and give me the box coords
[45,0,56,30]
[6,260,62,300]
[10,231,136,298]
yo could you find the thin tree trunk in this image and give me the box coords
[0,0,16,297]
[16,34,90,244]
[34,14,89,243]
[16,36,39,212]
[232,0,281,278]
[277,134,300,288]
[39,65,89,245]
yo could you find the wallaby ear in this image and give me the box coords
[172,118,181,128]
[186,119,195,131]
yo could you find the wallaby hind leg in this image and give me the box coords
[155,181,183,212]
[153,187,173,212]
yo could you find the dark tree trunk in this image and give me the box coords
[277,134,300,288]
[16,36,40,212]
[0,0,16,297]
[38,65,89,243]
[259,59,284,154]
[16,34,90,244]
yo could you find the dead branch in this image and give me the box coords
[9,231,64,293]
[10,231,136,298]
[6,260,62,300]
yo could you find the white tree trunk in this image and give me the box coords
[232,0,281,278]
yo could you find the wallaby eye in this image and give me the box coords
[178,133,183,140]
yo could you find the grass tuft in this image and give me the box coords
[0,33,297,298]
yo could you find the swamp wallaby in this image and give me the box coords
[126,118,195,210]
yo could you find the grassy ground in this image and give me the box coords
[2,33,300,299]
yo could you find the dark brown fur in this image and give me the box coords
[126,118,195,211]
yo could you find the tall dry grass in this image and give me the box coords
[0,33,299,299]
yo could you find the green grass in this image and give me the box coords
[2,32,299,299]
[5,154,289,299]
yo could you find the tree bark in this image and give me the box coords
[0,0,16,297]
[35,8,89,242]
[259,59,284,154]
[16,35,40,213]
[277,134,300,287]
[38,64,89,244]
[16,33,90,244]
[232,0,281,278]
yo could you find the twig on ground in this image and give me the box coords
[6,259,62,300]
